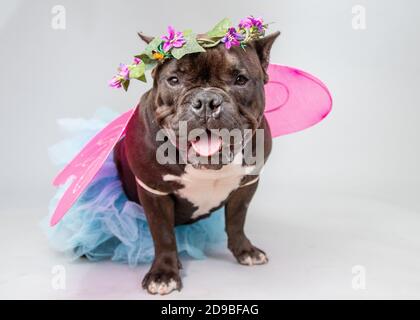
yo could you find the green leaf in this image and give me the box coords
[134,53,158,71]
[143,37,163,58]
[171,33,205,59]
[183,29,193,37]
[144,60,158,71]
[134,53,152,64]
[206,18,232,38]
[122,79,130,91]
[129,63,146,81]
[200,39,221,48]
[138,73,147,82]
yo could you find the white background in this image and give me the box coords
[1,0,419,299]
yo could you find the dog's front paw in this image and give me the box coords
[229,238,269,266]
[235,246,269,266]
[142,269,182,295]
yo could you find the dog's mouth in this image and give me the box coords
[164,128,242,169]
[166,128,224,155]
[190,130,222,157]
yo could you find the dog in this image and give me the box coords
[114,31,280,295]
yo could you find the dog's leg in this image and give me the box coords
[225,182,268,266]
[137,187,182,295]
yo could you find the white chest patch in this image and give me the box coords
[163,154,255,219]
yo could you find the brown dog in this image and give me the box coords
[114,31,279,295]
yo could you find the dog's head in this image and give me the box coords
[140,32,279,167]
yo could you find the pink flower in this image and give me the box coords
[239,16,264,31]
[221,27,244,49]
[118,63,130,80]
[161,26,186,52]
[109,76,123,88]
[109,60,137,89]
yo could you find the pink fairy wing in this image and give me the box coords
[264,64,332,137]
[50,64,332,226]
[50,108,135,226]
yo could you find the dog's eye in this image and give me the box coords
[235,75,248,86]
[167,76,179,86]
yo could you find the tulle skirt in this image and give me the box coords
[44,108,226,267]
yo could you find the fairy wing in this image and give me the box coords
[50,109,135,226]
[264,64,332,137]
[50,64,332,226]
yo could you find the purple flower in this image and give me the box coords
[118,63,130,80]
[239,16,264,31]
[109,76,123,88]
[161,26,186,52]
[109,63,130,89]
[133,57,141,65]
[221,27,244,49]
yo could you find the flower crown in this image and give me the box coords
[109,16,268,91]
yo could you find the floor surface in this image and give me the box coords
[1,189,419,299]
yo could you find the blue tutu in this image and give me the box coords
[44,108,226,267]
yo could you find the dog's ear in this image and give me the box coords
[137,32,158,78]
[252,31,280,82]
[137,32,154,44]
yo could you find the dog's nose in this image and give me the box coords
[191,91,222,118]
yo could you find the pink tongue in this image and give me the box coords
[191,134,222,157]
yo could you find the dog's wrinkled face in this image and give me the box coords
[145,33,279,167]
